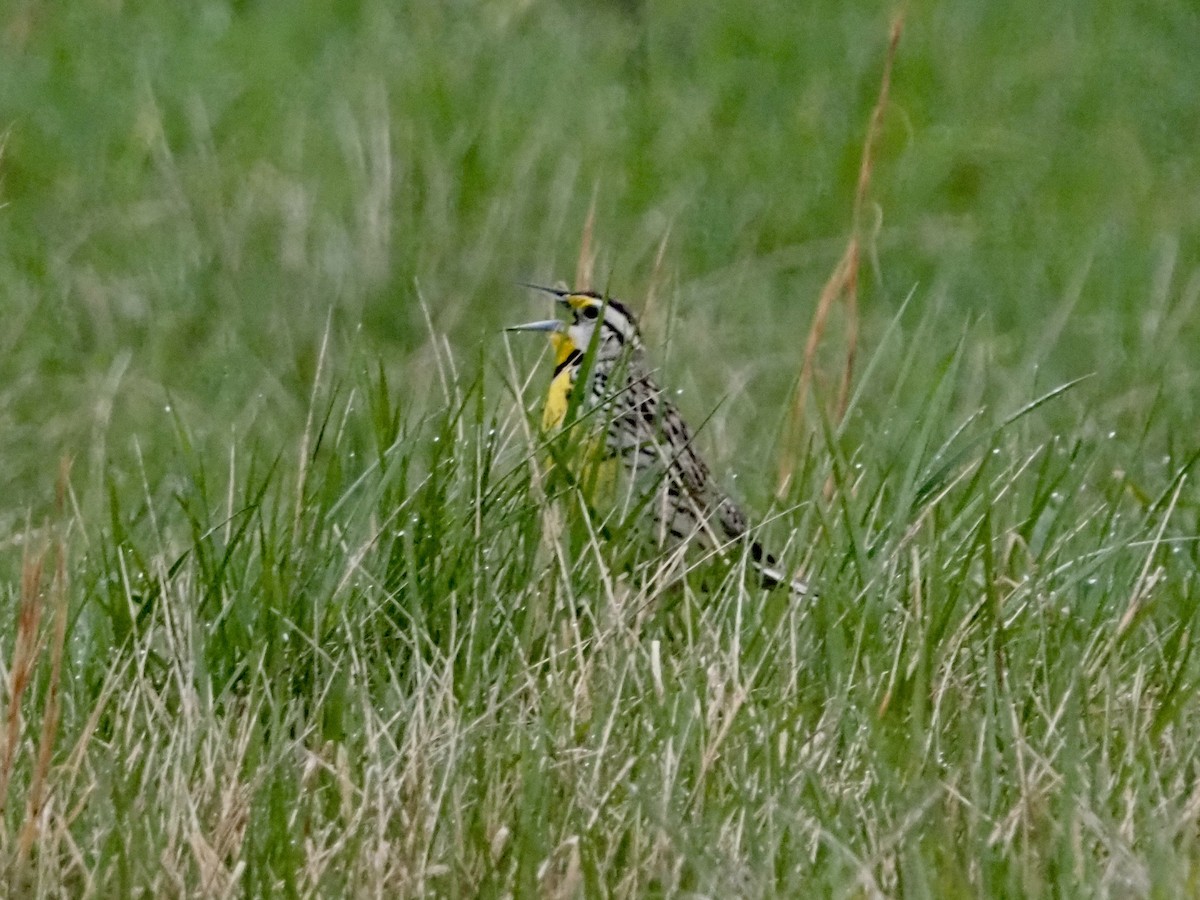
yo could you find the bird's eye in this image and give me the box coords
[581,305,599,320]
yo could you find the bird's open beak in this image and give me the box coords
[505,318,565,334]
[518,282,570,301]
[508,283,570,334]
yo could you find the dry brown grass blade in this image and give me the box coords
[642,226,672,328]
[16,477,70,869]
[574,188,598,291]
[0,549,43,829]
[777,11,904,497]
[1,458,73,877]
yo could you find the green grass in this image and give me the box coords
[2,0,1200,895]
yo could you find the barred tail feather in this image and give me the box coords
[750,541,811,598]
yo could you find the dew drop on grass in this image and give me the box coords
[992,448,1000,455]
[1086,577,1098,586]
[164,404,172,413]
[1107,431,1117,439]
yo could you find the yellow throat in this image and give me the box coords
[533,327,618,503]
[542,331,576,431]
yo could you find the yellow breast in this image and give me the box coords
[542,333,574,431]
[540,332,618,502]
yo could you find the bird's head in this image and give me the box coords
[506,285,642,358]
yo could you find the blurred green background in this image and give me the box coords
[2,0,1197,514]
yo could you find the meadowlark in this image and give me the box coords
[509,285,809,597]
